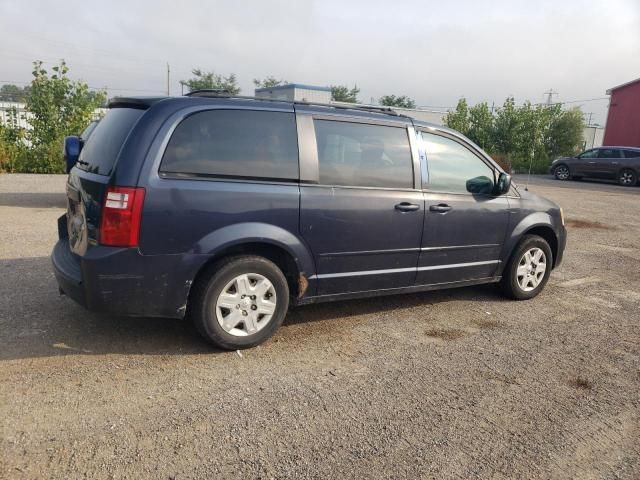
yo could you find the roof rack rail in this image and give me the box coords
[184,89,233,97]
[182,90,412,119]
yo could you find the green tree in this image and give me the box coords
[547,108,584,159]
[0,108,25,172]
[330,84,360,103]
[492,97,518,157]
[443,98,470,135]
[253,77,288,88]
[180,69,240,94]
[0,60,106,173]
[0,84,31,102]
[379,95,416,108]
[467,102,494,151]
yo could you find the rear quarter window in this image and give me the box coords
[159,109,299,181]
[76,108,144,176]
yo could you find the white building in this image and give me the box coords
[254,84,332,103]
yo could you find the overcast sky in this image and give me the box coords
[1,0,638,125]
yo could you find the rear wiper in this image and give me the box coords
[76,160,89,166]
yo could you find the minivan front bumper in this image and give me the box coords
[555,224,567,267]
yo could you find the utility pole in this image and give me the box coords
[166,63,170,96]
[543,88,558,105]
[586,112,593,126]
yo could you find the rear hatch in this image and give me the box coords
[66,107,145,256]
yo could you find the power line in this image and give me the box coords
[0,79,164,94]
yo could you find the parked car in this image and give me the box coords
[550,146,640,186]
[52,92,566,349]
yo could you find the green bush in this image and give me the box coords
[0,60,105,174]
[444,96,584,174]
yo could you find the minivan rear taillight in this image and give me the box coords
[99,186,145,247]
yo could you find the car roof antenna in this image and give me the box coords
[525,123,539,192]
[525,147,533,191]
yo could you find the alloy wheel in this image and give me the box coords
[516,247,547,292]
[554,166,570,180]
[620,170,636,186]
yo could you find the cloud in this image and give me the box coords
[1,0,638,124]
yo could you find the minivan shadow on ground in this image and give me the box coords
[0,255,505,362]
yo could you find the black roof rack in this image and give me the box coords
[184,89,233,97]
[182,89,412,119]
[108,96,167,109]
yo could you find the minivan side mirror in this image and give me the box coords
[466,175,494,195]
[63,136,82,173]
[494,172,512,196]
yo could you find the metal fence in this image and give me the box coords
[0,102,106,130]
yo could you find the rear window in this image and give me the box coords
[159,109,299,181]
[76,108,143,176]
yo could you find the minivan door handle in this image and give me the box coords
[429,204,452,213]
[395,202,420,212]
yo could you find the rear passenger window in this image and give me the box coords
[160,110,299,181]
[598,148,621,159]
[623,149,640,158]
[314,120,413,189]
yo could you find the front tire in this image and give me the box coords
[619,169,637,186]
[190,256,290,349]
[501,235,553,300]
[553,164,571,181]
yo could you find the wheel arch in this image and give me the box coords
[502,214,560,271]
[190,241,306,302]
[187,222,316,305]
[522,226,558,267]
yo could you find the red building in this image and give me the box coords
[603,77,640,147]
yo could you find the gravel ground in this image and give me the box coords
[1,174,639,479]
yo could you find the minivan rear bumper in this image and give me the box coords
[52,239,87,308]
[51,236,197,319]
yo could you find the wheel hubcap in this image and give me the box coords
[215,273,277,337]
[621,172,634,185]
[516,247,547,292]
[555,166,569,180]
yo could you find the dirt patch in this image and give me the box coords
[569,377,594,390]
[565,218,615,230]
[472,318,501,330]
[425,328,466,341]
[3,174,640,479]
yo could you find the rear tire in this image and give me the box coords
[553,164,571,181]
[500,235,553,300]
[619,169,637,186]
[190,256,289,350]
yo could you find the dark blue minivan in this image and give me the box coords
[52,92,566,349]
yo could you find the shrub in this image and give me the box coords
[0,60,105,173]
[444,97,585,174]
